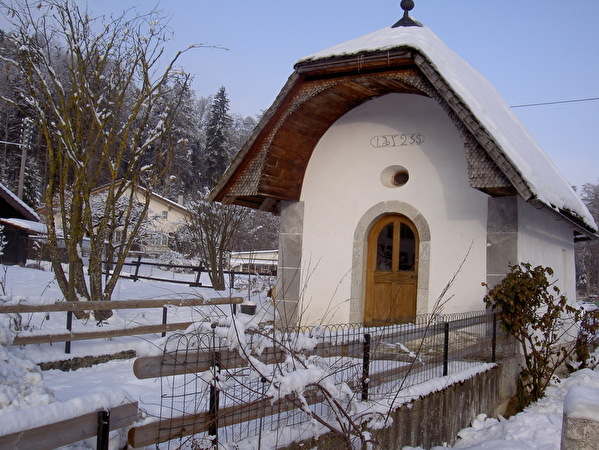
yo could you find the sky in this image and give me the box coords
[3,1,599,190]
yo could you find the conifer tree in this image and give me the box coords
[201,86,233,188]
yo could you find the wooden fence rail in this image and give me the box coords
[128,312,507,448]
[0,401,139,450]
[1,297,243,353]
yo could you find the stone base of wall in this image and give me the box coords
[561,416,599,450]
[283,359,520,449]
[561,385,599,450]
[374,365,501,448]
[37,350,136,371]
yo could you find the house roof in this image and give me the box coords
[0,182,40,222]
[89,181,190,215]
[0,218,46,234]
[210,24,597,237]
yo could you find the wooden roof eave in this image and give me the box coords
[294,49,415,77]
[208,72,304,204]
[209,49,419,208]
[211,45,598,238]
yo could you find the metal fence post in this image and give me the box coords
[65,310,72,354]
[258,376,267,449]
[492,312,497,362]
[161,306,168,337]
[132,255,141,281]
[209,323,220,446]
[362,333,371,401]
[443,322,450,376]
[96,410,110,450]
[193,264,203,287]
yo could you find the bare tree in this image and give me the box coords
[0,0,193,319]
[178,191,249,290]
[576,182,599,298]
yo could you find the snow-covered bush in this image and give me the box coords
[156,250,202,273]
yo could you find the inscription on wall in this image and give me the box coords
[370,133,425,148]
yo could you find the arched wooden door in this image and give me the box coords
[365,214,418,326]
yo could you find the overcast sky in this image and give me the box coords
[4,1,599,189]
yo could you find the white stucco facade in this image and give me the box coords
[212,24,595,329]
[296,93,490,325]
[516,198,577,300]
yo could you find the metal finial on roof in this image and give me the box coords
[392,0,423,28]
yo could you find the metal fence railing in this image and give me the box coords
[128,310,515,449]
[102,255,275,288]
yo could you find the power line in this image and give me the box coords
[510,96,599,109]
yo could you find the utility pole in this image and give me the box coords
[17,117,33,200]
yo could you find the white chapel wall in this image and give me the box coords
[297,93,489,325]
[516,198,577,301]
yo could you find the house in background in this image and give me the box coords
[229,249,278,275]
[0,182,44,265]
[88,183,191,256]
[210,9,597,327]
[41,182,191,257]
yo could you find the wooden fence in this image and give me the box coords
[127,311,513,448]
[0,297,243,354]
[0,399,139,450]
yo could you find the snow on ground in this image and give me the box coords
[0,327,54,414]
[0,262,268,363]
[1,263,599,449]
[430,365,599,449]
[0,261,274,446]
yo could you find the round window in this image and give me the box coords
[381,165,410,188]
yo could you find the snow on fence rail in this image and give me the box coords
[0,297,243,353]
[0,390,139,450]
[128,311,514,448]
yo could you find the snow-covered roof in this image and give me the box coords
[0,182,40,222]
[299,26,597,232]
[0,218,47,234]
[89,181,189,213]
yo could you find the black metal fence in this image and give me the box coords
[129,310,515,449]
[102,256,275,288]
